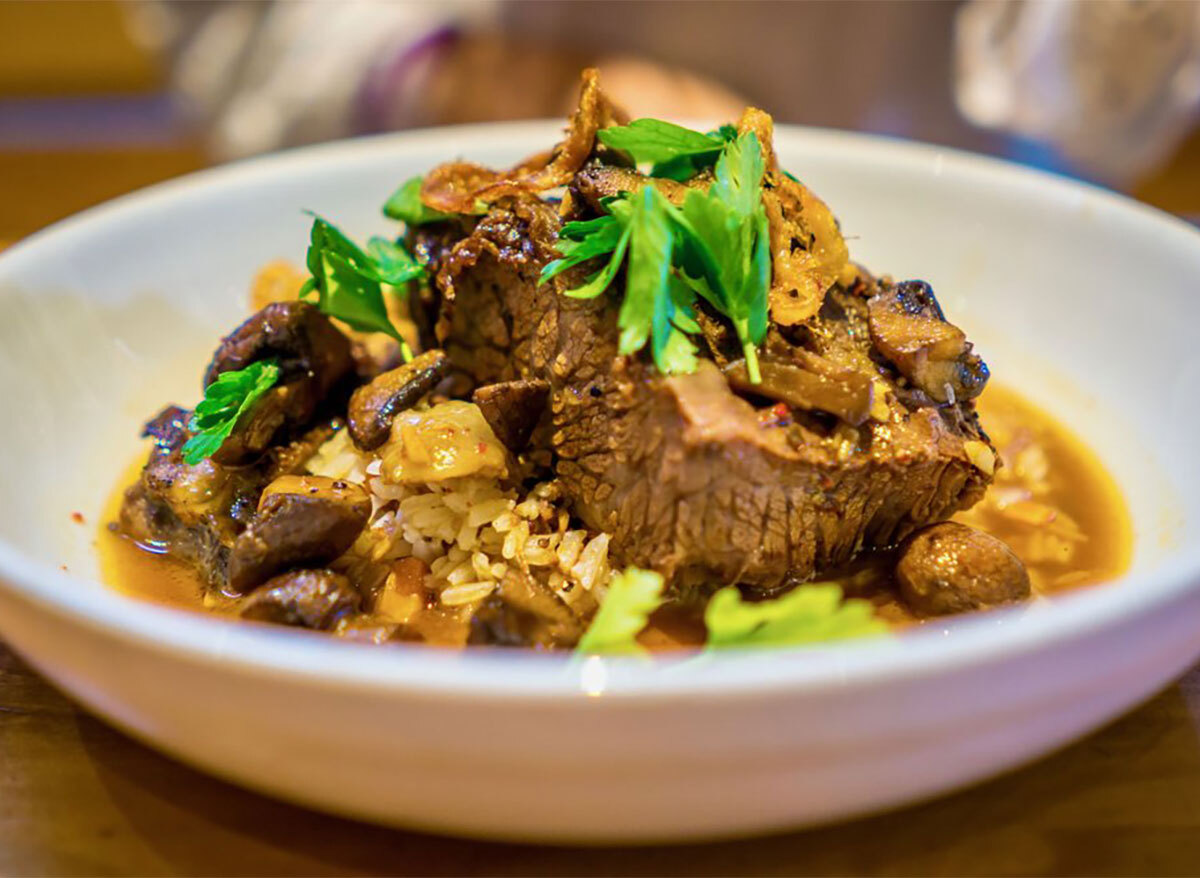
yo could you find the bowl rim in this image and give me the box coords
[2,119,1198,702]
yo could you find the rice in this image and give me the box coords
[305,407,611,624]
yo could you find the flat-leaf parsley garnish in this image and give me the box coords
[180,360,280,465]
[571,568,888,654]
[382,176,456,226]
[541,129,770,382]
[575,567,665,655]
[597,119,737,181]
[674,130,771,382]
[703,584,887,649]
[298,214,419,361]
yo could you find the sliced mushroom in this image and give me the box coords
[240,569,361,630]
[867,281,989,404]
[572,160,696,212]
[204,301,354,464]
[346,349,449,450]
[896,521,1030,616]
[471,379,550,453]
[723,355,874,425]
[227,475,371,593]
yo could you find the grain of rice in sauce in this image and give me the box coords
[305,417,610,631]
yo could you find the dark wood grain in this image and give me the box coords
[3,644,1200,877]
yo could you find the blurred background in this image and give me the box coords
[3,0,1200,243]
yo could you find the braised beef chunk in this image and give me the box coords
[471,378,550,453]
[553,357,987,589]
[241,569,361,629]
[419,195,993,590]
[896,521,1030,615]
[228,475,371,593]
[347,350,450,450]
[120,481,232,587]
[121,406,254,587]
[424,195,563,386]
[119,417,337,591]
[141,405,190,450]
[205,301,354,464]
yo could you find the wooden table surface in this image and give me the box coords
[3,148,1200,877]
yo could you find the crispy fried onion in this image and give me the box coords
[738,108,850,327]
[421,68,626,214]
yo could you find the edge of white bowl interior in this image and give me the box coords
[1,120,1199,705]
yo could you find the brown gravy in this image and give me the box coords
[97,383,1132,638]
[837,384,1131,627]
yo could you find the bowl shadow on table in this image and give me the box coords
[71,672,1200,878]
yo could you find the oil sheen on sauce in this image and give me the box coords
[97,383,1132,636]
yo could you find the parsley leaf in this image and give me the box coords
[543,130,771,381]
[541,199,636,301]
[704,584,888,650]
[543,189,698,373]
[654,274,699,375]
[619,186,673,356]
[180,360,280,465]
[563,227,630,300]
[382,176,456,226]
[573,570,887,655]
[649,124,740,181]
[366,236,423,286]
[709,123,738,142]
[597,118,725,164]
[575,567,666,655]
[299,215,415,360]
[598,119,741,181]
[539,214,626,286]
[674,131,770,382]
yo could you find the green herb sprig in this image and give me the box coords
[674,130,771,382]
[703,585,887,648]
[180,360,280,465]
[575,567,666,655]
[541,129,770,382]
[573,568,887,655]
[298,214,420,361]
[597,120,737,181]
[382,176,457,226]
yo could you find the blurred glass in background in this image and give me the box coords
[3,0,1200,239]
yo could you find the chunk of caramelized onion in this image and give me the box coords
[380,401,508,484]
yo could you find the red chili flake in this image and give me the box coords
[70,512,85,525]
[757,402,792,428]
[477,442,489,455]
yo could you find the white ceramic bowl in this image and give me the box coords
[1,123,1198,844]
